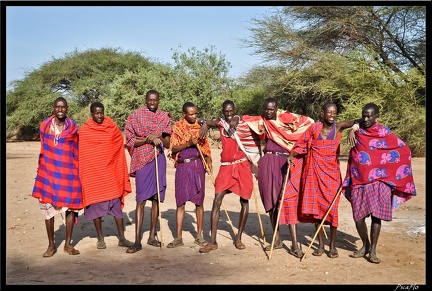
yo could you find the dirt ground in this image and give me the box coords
[4,141,426,286]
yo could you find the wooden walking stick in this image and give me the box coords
[252,184,266,245]
[268,160,290,260]
[300,186,343,262]
[196,144,236,236]
[154,145,164,251]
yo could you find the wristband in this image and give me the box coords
[351,123,359,132]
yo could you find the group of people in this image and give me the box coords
[32,91,417,265]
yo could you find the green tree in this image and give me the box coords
[6,47,154,139]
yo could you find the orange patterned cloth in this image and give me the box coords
[168,118,211,165]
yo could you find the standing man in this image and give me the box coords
[243,98,314,258]
[198,100,262,253]
[124,90,172,253]
[166,102,212,248]
[288,101,355,258]
[32,96,82,257]
[343,103,416,264]
[79,102,134,250]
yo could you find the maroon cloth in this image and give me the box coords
[257,138,304,224]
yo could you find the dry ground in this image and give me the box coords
[4,141,426,286]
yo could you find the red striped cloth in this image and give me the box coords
[78,117,132,208]
[243,110,314,151]
[32,115,83,209]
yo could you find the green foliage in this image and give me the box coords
[6,7,426,157]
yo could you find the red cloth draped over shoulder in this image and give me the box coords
[342,122,416,210]
[243,110,314,151]
[78,116,132,209]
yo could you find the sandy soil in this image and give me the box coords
[4,141,426,286]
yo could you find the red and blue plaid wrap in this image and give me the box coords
[32,115,83,209]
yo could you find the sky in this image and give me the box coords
[5,5,278,89]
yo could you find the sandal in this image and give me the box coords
[328,248,339,258]
[368,254,381,264]
[118,238,134,248]
[43,248,57,257]
[199,243,218,253]
[97,240,107,249]
[126,244,142,253]
[167,238,184,248]
[264,243,283,251]
[147,238,161,248]
[194,237,208,247]
[350,247,369,258]
[64,246,80,255]
[288,247,304,258]
[312,248,324,256]
[234,240,246,250]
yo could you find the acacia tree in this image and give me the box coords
[6,47,154,139]
[238,5,425,156]
[243,6,425,78]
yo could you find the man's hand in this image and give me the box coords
[199,121,208,139]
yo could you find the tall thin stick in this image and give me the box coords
[300,187,342,262]
[252,185,266,245]
[268,161,290,260]
[196,144,236,236]
[154,145,164,251]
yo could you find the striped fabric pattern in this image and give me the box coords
[32,115,82,209]
[243,110,314,151]
[78,116,132,208]
[294,122,342,227]
[220,117,262,167]
[125,106,172,175]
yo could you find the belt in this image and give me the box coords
[220,157,248,166]
[177,156,200,164]
[265,151,289,157]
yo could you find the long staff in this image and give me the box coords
[300,186,342,262]
[268,160,291,260]
[252,182,266,245]
[196,144,236,235]
[154,145,164,251]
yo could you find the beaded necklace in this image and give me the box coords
[51,119,64,146]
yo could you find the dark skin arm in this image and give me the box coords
[287,119,358,164]
[134,133,170,148]
[172,133,213,173]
